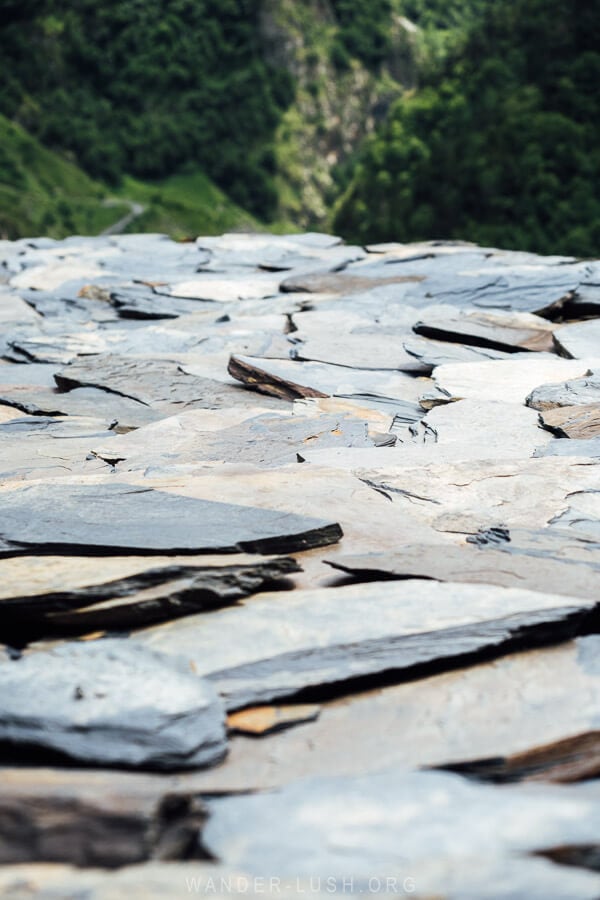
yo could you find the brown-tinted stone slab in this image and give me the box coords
[414,309,555,353]
[355,457,600,534]
[178,636,600,793]
[539,404,600,439]
[227,704,321,736]
[228,355,426,419]
[0,768,207,867]
[134,579,597,710]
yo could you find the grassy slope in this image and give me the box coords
[0,114,128,239]
[117,171,260,239]
[0,115,260,240]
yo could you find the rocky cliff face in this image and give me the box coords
[259,0,419,227]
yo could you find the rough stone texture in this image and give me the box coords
[324,542,600,601]
[203,770,600,898]
[134,579,597,709]
[170,636,600,793]
[538,404,600,439]
[0,769,207,867]
[414,309,556,353]
[554,319,600,359]
[0,554,298,641]
[0,640,227,769]
[2,233,600,896]
[0,481,342,556]
[527,372,600,410]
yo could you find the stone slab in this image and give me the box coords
[0,640,226,769]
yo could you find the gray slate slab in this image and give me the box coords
[179,636,600,794]
[0,640,227,769]
[553,319,600,359]
[325,542,600,601]
[93,411,375,471]
[0,481,342,556]
[55,354,285,411]
[534,436,600,457]
[134,579,597,709]
[527,371,600,410]
[203,769,600,899]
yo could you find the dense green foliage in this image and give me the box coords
[0,0,293,219]
[331,0,393,69]
[335,0,600,255]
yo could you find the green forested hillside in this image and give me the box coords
[1,0,598,254]
[334,0,600,255]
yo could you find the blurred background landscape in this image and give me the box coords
[1,0,598,255]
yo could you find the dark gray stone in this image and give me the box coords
[0,767,207,867]
[135,579,597,709]
[0,554,299,642]
[0,481,342,555]
[0,640,227,769]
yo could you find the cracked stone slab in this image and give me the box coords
[291,332,430,372]
[401,336,512,368]
[92,410,375,471]
[414,309,556,353]
[178,636,600,794]
[127,466,440,587]
[0,415,115,480]
[354,457,600,534]
[431,357,600,405]
[549,491,600,540]
[0,767,208,867]
[538,404,600,439]
[324,542,600,601]
[0,481,342,556]
[299,399,553,466]
[527,372,600,410]
[466,524,600,565]
[0,640,227,769]
[554,320,600,359]
[203,769,600,899]
[134,579,597,709]
[54,354,287,412]
[0,553,298,641]
[0,385,161,429]
[227,354,427,416]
